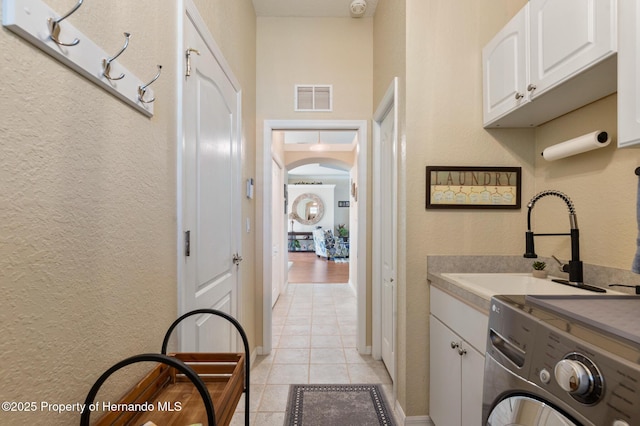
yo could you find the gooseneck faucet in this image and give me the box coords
[523,190,583,284]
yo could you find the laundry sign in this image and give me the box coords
[426,166,521,209]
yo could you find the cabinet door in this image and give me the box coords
[461,343,485,426]
[482,5,529,126]
[618,0,640,147]
[429,315,461,426]
[529,0,616,97]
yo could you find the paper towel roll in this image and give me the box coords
[541,130,610,161]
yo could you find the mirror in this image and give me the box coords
[291,193,324,225]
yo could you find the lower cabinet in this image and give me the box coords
[429,287,487,426]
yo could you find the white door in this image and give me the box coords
[271,159,284,307]
[180,6,241,352]
[380,104,396,381]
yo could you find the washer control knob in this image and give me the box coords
[539,368,551,384]
[554,359,591,394]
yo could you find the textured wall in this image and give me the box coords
[257,17,374,121]
[378,0,534,418]
[534,94,637,271]
[0,2,177,424]
[407,0,533,417]
[0,1,256,424]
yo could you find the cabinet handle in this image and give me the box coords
[450,341,460,349]
[527,84,537,92]
[458,347,467,356]
[514,92,524,100]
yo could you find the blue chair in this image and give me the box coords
[313,229,347,260]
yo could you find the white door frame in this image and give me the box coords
[175,0,244,348]
[372,78,398,377]
[261,119,368,355]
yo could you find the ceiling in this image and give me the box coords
[282,130,357,152]
[252,0,378,18]
[289,163,349,176]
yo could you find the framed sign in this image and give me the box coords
[426,166,521,209]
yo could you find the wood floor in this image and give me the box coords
[287,252,349,283]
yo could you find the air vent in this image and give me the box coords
[295,85,332,111]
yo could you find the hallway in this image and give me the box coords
[232,283,393,425]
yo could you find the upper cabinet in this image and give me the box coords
[530,0,617,96]
[483,0,618,128]
[482,5,530,125]
[618,0,640,147]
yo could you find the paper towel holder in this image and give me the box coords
[541,130,610,161]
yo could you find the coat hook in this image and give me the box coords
[103,32,131,81]
[48,0,83,47]
[138,65,162,104]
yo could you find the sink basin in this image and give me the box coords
[440,273,624,299]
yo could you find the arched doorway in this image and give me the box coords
[286,161,352,285]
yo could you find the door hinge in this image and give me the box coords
[185,48,200,78]
[185,230,191,256]
[233,253,243,265]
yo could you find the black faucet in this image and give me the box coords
[523,190,584,284]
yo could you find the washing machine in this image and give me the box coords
[483,294,640,426]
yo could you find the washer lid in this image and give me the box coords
[526,295,640,346]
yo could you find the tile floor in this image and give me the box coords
[231,283,394,425]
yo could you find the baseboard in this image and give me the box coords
[348,279,356,294]
[404,416,433,426]
[359,345,372,355]
[250,347,259,365]
[394,401,434,426]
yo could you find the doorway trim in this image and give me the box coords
[261,119,368,355]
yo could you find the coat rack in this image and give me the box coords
[2,0,160,117]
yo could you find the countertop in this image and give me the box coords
[428,272,626,314]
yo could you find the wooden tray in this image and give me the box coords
[82,309,250,426]
[95,352,245,426]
